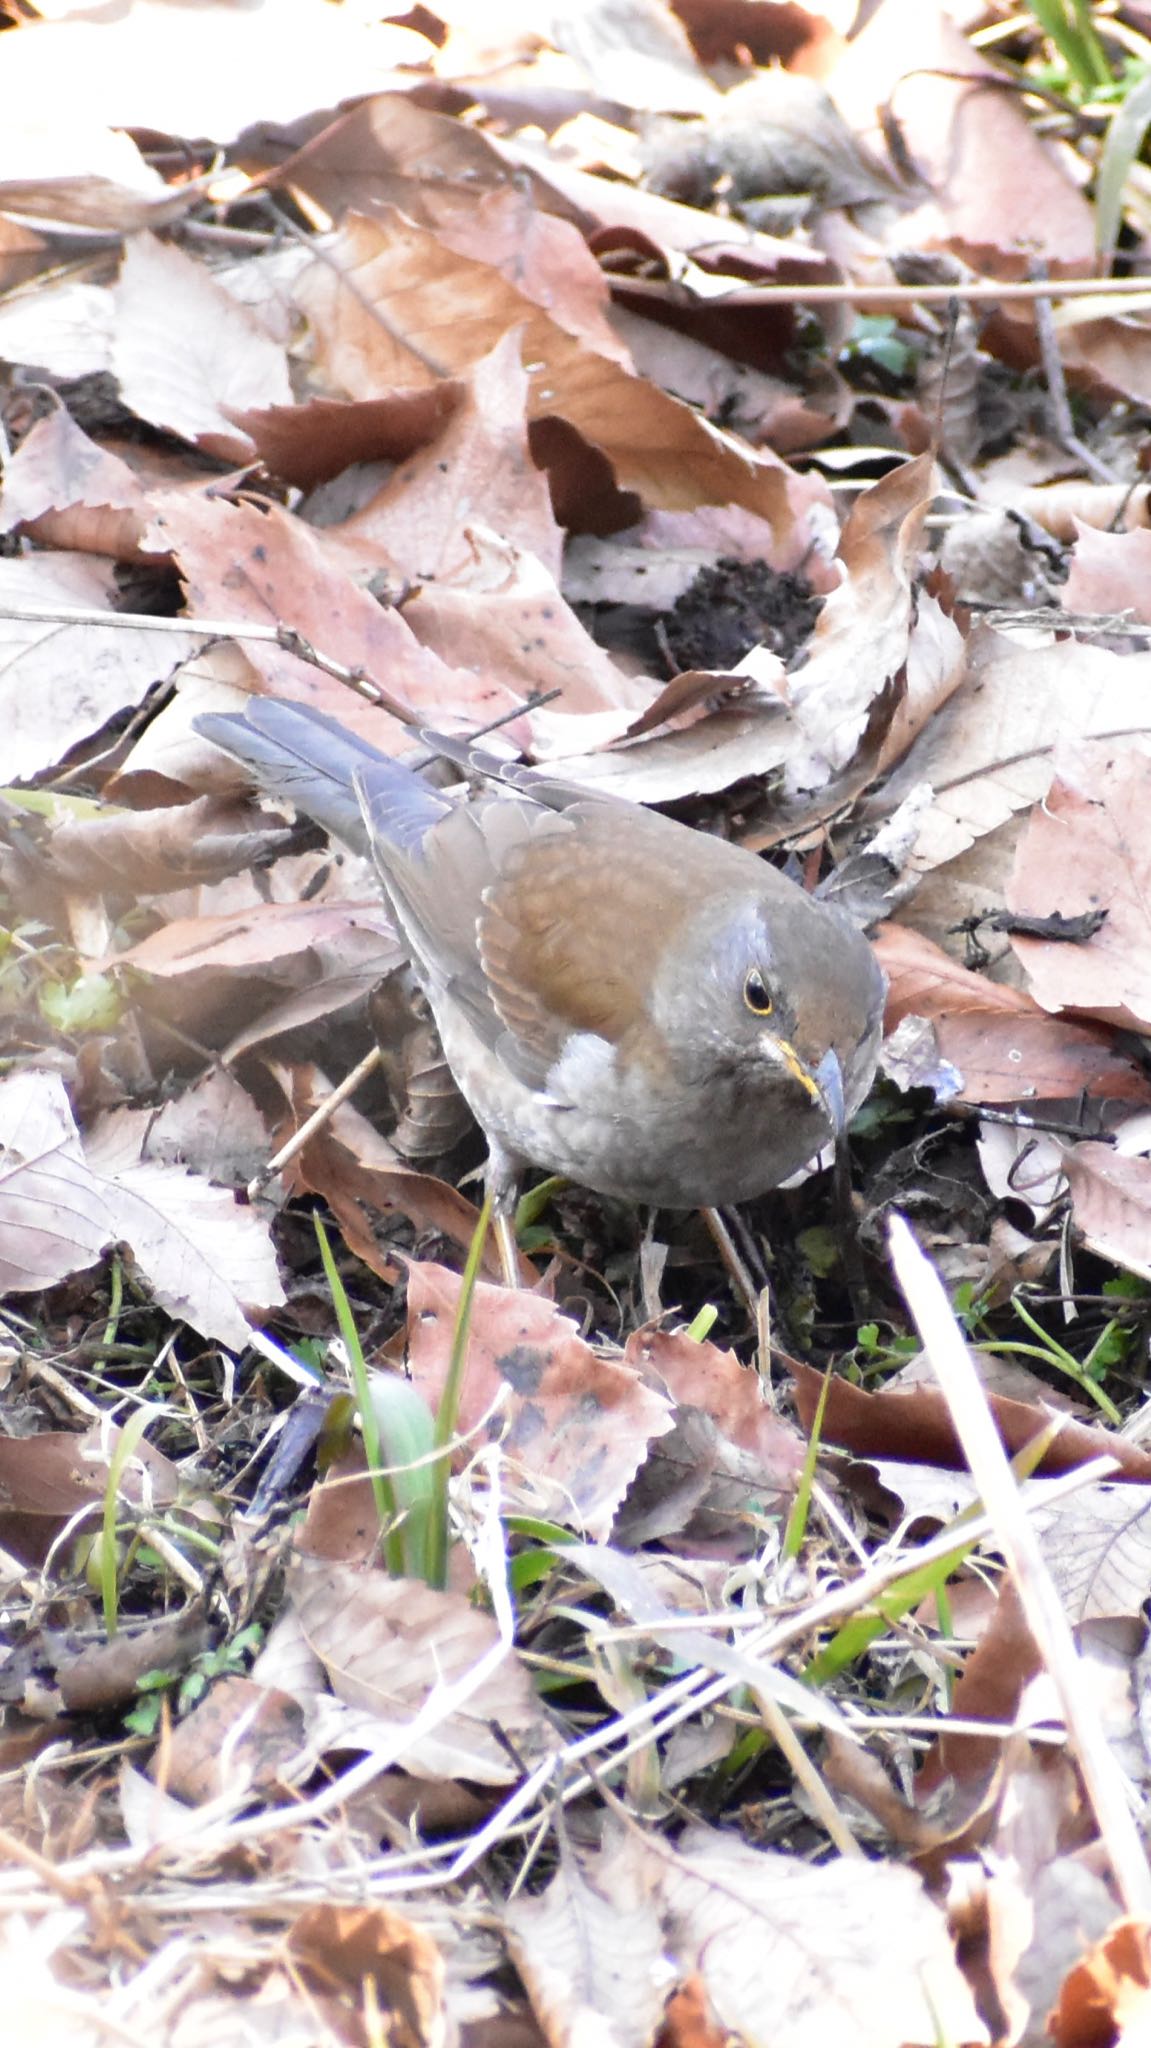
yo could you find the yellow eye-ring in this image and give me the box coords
[743,968,773,1016]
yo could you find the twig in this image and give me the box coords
[246,1045,383,1200]
[612,273,1151,308]
[1031,259,1117,484]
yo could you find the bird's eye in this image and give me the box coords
[743,968,773,1016]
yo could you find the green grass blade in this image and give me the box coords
[314,1213,404,1577]
[425,1191,493,1590]
[1095,66,1151,267]
[783,1364,832,1562]
[101,1405,159,1637]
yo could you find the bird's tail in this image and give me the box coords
[195,699,449,857]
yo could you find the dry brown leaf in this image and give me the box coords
[24,793,298,896]
[292,205,799,534]
[1059,309,1151,412]
[85,1106,285,1348]
[495,123,840,280]
[288,1901,445,2048]
[324,330,563,583]
[0,405,154,561]
[789,1356,1151,1483]
[612,305,849,456]
[1030,1482,1151,1624]
[0,275,115,379]
[143,491,528,743]
[53,1605,208,1715]
[270,1065,492,1279]
[110,896,395,977]
[290,1554,557,1784]
[881,627,1151,886]
[141,1069,274,1190]
[875,923,1151,1106]
[781,451,963,792]
[831,0,1094,274]
[1063,523,1151,620]
[917,1578,1041,1798]
[0,1419,178,1569]
[406,1262,675,1537]
[625,1325,805,1482]
[235,385,466,492]
[159,1675,309,1806]
[1048,1918,1151,2048]
[1009,739,1151,1030]
[0,1067,118,1297]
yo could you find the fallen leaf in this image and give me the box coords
[1009,739,1151,1030]
[406,1262,675,1538]
[505,1829,668,2048]
[875,923,1151,1105]
[780,451,964,793]
[144,491,526,741]
[113,233,292,460]
[881,630,1151,885]
[86,1106,286,1348]
[288,1901,445,2048]
[831,0,1094,274]
[290,1554,557,1784]
[654,1825,987,2048]
[789,1357,1151,1482]
[1049,1918,1151,2048]
[1063,521,1151,621]
[1065,1142,1151,1284]
[292,204,800,534]
[0,551,198,782]
[0,405,153,561]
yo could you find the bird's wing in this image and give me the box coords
[474,801,694,1092]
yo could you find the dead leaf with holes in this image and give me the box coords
[875,922,1151,1106]
[406,1263,675,1537]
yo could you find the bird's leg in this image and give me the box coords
[484,1137,523,1290]
[831,1133,868,1321]
[702,1207,762,1326]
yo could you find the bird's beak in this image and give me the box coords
[811,1046,846,1136]
[770,1038,845,1132]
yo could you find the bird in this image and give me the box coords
[196,698,885,1280]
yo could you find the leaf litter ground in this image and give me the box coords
[4,2,1151,2041]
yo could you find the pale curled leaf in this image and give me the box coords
[1028,1481,1151,1622]
[1009,739,1151,1031]
[290,1556,558,1784]
[0,1068,114,1294]
[1066,1144,1151,1285]
[0,552,198,782]
[85,1109,285,1349]
[781,452,946,792]
[653,1827,987,2048]
[0,1073,280,1343]
[884,633,1151,878]
[505,1829,668,2048]
[113,233,292,459]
